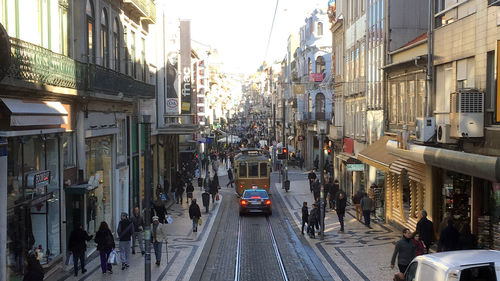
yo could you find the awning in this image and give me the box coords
[389,158,426,183]
[1,98,68,127]
[358,136,399,172]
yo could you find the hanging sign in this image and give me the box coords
[26,170,51,189]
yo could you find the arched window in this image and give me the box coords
[113,18,120,71]
[317,22,323,36]
[315,56,325,74]
[100,8,109,67]
[86,0,95,63]
[315,93,326,120]
[308,94,313,119]
[308,58,312,75]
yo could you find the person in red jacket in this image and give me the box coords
[413,233,425,256]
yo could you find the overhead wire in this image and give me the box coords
[264,0,280,63]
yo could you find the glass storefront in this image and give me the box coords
[441,171,471,231]
[85,136,113,251]
[6,135,61,281]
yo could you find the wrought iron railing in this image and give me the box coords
[7,37,86,89]
[124,0,156,22]
[5,37,155,98]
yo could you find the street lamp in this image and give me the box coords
[317,120,328,241]
[142,115,152,281]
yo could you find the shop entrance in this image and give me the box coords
[65,193,84,245]
[442,171,471,231]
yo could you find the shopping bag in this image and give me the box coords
[108,249,119,265]
[198,218,202,225]
[216,194,220,201]
[65,253,73,266]
[166,215,173,224]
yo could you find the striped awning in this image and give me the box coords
[389,158,426,183]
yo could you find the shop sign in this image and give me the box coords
[344,137,354,154]
[297,135,305,141]
[309,73,324,82]
[26,170,51,189]
[346,164,364,171]
[293,84,305,95]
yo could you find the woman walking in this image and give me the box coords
[95,221,115,274]
[189,199,202,232]
[23,253,44,281]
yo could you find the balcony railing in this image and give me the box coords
[7,37,86,89]
[4,37,155,98]
[123,0,156,23]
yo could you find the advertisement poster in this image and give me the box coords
[180,20,192,115]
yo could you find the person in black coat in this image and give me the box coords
[117,212,134,269]
[94,221,115,274]
[312,179,321,202]
[189,199,202,232]
[308,169,317,192]
[415,210,435,253]
[308,203,320,238]
[186,181,195,204]
[336,191,347,232]
[23,253,44,281]
[226,168,234,188]
[301,202,309,235]
[68,224,93,276]
[438,217,460,252]
[325,178,335,209]
[209,177,219,203]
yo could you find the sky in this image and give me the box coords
[164,0,327,74]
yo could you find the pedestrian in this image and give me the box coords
[151,216,168,265]
[213,170,220,190]
[308,203,320,238]
[413,233,425,256]
[312,178,320,202]
[332,179,340,209]
[390,228,416,274]
[308,169,317,192]
[186,181,194,204]
[301,202,309,235]
[336,191,347,233]
[226,168,234,188]
[360,192,373,227]
[94,221,115,274]
[438,212,451,236]
[414,210,434,253]
[458,223,477,250]
[313,155,319,170]
[438,217,460,252]
[176,178,185,204]
[352,189,363,221]
[209,177,218,203]
[154,197,167,223]
[22,253,44,281]
[68,224,93,277]
[189,199,202,232]
[174,171,183,203]
[325,178,335,209]
[130,207,145,255]
[117,212,134,270]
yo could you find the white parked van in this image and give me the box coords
[404,250,500,281]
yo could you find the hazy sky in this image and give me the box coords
[165,0,327,74]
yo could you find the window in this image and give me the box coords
[124,26,129,75]
[100,8,109,67]
[59,3,69,56]
[361,102,366,136]
[315,93,326,120]
[360,45,365,78]
[405,262,418,281]
[316,56,325,74]
[399,82,406,123]
[239,163,247,177]
[355,48,359,79]
[259,163,268,177]
[408,81,416,123]
[417,79,425,118]
[141,38,146,81]
[248,162,259,177]
[390,83,397,123]
[86,0,95,63]
[62,134,75,168]
[308,58,312,75]
[131,30,136,78]
[308,94,313,115]
[459,265,496,281]
[113,18,120,71]
[317,22,323,36]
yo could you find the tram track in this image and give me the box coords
[234,215,289,281]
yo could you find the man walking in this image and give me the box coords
[226,168,234,188]
[391,228,416,274]
[352,190,363,221]
[130,207,145,255]
[336,191,347,233]
[360,193,373,227]
[308,169,317,193]
[189,199,202,232]
[151,216,167,265]
[415,210,434,253]
[312,178,321,202]
[68,224,93,277]
[117,212,134,270]
[301,202,309,235]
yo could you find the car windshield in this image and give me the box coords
[243,190,268,199]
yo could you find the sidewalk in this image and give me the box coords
[49,173,224,281]
[274,167,402,281]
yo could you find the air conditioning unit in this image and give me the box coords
[450,90,484,138]
[437,124,454,144]
[415,117,435,142]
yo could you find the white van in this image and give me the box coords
[404,250,500,281]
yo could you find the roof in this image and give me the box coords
[417,250,500,269]
[399,32,428,49]
[358,136,399,172]
[235,150,269,162]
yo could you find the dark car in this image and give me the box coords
[239,188,272,216]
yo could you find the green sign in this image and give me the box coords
[346,164,364,172]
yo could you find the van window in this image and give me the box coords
[405,262,418,281]
[459,264,496,281]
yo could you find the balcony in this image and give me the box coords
[88,64,155,99]
[5,37,86,89]
[3,37,154,99]
[123,0,156,23]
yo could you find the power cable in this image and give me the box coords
[264,0,280,63]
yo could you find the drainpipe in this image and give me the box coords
[426,0,434,118]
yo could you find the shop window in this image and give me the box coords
[62,133,75,168]
[401,170,411,220]
[390,83,397,123]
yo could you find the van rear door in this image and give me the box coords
[458,263,497,281]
